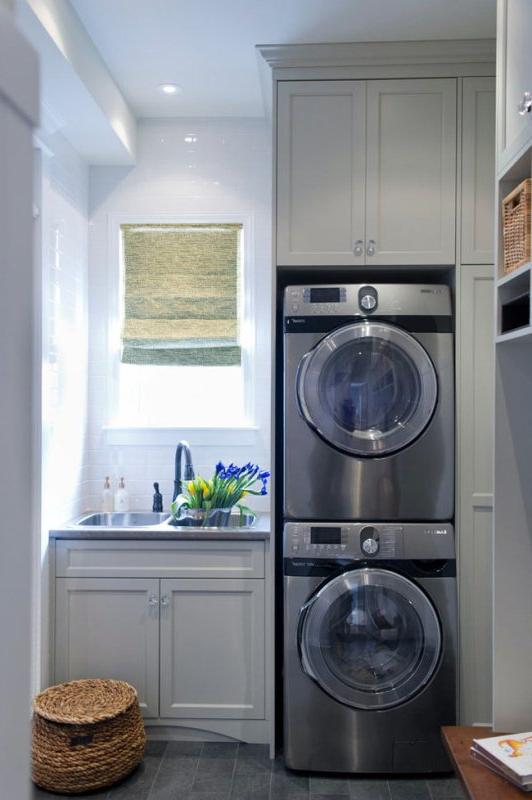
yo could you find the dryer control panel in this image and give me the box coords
[284,522,455,561]
[284,283,452,318]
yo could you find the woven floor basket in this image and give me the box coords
[32,679,146,795]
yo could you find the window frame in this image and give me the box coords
[103,212,257,444]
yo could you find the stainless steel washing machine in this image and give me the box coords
[283,284,454,521]
[283,521,457,773]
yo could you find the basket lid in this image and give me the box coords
[33,679,138,724]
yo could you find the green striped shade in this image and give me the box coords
[121,223,242,366]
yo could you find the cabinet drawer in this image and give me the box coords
[55,540,265,579]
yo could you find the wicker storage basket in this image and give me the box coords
[503,178,532,274]
[32,679,146,795]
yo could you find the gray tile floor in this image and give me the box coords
[33,741,466,800]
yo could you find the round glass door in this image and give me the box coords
[299,568,441,710]
[297,322,438,456]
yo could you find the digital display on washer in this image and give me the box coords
[311,527,342,544]
[309,287,341,303]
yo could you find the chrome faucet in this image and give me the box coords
[173,440,195,502]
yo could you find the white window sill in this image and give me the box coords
[103,426,260,447]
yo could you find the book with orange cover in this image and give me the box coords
[471,732,532,787]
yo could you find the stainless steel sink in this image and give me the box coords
[74,512,171,527]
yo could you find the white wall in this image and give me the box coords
[35,125,89,689]
[87,118,271,513]
[40,127,89,529]
[0,13,38,800]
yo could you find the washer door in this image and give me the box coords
[297,321,438,456]
[299,568,442,710]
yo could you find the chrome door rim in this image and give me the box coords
[297,321,438,456]
[299,568,442,710]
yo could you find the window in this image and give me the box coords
[112,220,251,429]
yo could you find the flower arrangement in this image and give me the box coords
[170,462,270,526]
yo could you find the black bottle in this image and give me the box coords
[152,482,163,512]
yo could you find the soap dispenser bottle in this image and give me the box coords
[102,477,113,512]
[114,477,129,512]
[152,482,163,512]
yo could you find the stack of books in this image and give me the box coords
[471,732,532,792]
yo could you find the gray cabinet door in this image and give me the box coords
[365,79,457,265]
[461,77,495,264]
[458,264,494,725]
[55,578,160,717]
[277,80,366,266]
[160,578,265,719]
[497,0,532,171]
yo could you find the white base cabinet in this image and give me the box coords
[160,579,265,720]
[52,540,269,742]
[55,578,160,717]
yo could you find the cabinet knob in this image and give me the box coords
[366,239,377,257]
[518,91,532,115]
[148,594,159,607]
[160,595,169,607]
[353,239,364,257]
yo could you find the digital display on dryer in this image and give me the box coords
[311,527,342,544]
[309,288,341,303]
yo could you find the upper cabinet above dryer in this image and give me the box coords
[277,81,366,267]
[365,79,456,266]
[497,0,532,173]
[276,78,457,267]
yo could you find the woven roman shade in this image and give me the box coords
[121,223,242,366]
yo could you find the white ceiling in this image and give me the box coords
[70,0,496,119]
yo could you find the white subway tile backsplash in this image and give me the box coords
[41,129,90,529]
[84,118,272,516]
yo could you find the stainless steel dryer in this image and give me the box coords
[283,284,454,520]
[283,521,457,773]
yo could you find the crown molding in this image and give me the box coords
[257,39,496,71]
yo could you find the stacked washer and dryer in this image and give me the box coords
[282,283,457,773]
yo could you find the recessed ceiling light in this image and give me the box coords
[158,83,182,95]
[184,135,198,143]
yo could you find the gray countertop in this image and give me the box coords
[49,513,271,541]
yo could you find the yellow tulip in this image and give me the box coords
[187,480,196,494]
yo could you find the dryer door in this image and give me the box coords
[299,567,442,710]
[296,321,438,456]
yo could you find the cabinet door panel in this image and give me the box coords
[366,79,457,265]
[461,77,495,264]
[55,578,159,717]
[160,579,265,719]
[458,265,494,725]
[277,80,366,266]
[498,0,532,170]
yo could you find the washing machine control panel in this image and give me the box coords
[285,524,402,559]
[284,523,456,561]
[360,526,380,556]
